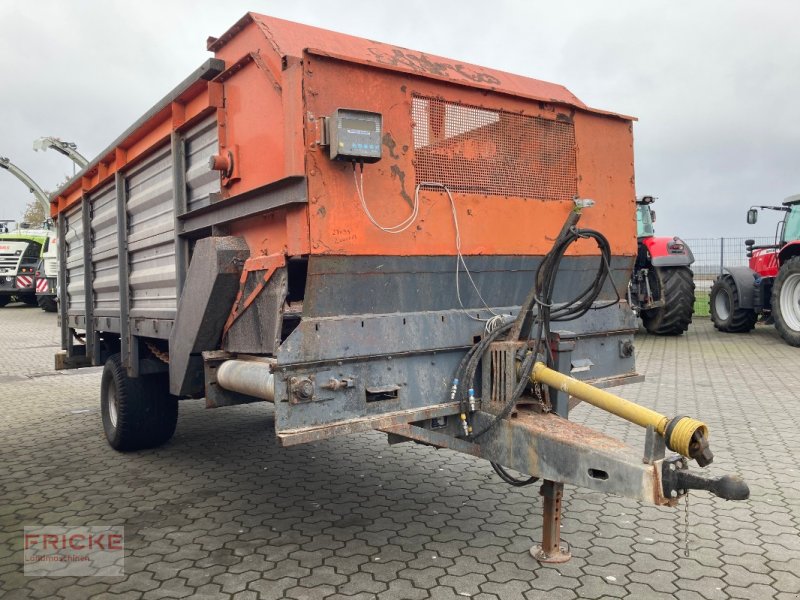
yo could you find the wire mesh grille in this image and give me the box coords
[411,95,577,200]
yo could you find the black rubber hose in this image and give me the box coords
[490,461,539,487]
[468,226,618,442]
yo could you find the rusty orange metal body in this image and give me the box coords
[51,15,750,565]
[53,13,637,263]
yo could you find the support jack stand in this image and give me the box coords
[531,480,572,563]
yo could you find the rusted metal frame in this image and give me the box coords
[380,423,480,456]
[277,402,462,447]
[171,131,188,300]
[222,253,287,337]
[80,195,97,364]
[57,213,70,353]
[532,481,571,563]
[471,410,666,505]
[278,343,473,371]
[533,331,574,561]
[115,172,137,377]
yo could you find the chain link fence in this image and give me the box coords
[685,236,774,316]
[686,236,772,279]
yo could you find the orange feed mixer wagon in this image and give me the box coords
[52,13,746,562]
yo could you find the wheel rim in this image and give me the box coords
[714,289,731,321]
[780,273,800,331]
[107,383,118,428]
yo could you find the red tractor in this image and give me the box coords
[628,195,696,335]
[710,194,800,346]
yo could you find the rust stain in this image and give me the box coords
[389,164,413,208]
[382,132,400,159]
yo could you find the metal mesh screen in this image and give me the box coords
[411,95,577,200]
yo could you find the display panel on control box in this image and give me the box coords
[328,108,382,163]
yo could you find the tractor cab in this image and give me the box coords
[744,195,800,278]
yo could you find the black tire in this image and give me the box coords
[772,256,800,347]
[641,266,696,335]
[100,353,178,451]
[0,296,9,308]
[37,295,58,313]
[21,294,37,306]
[710,275,757,333]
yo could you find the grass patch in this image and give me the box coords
[694,291,710,317]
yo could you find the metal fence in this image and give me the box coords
[685,236,774,315]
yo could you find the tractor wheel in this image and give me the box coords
[100,353,178,451]
[0,296,9,308]
[710,275,757,333]
[641,266,696,335]
[37,295,58,313]
[21,294,38,306]
[772,256,800,347]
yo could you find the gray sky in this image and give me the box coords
[1,0,798,239]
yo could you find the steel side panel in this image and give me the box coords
[126,147,178,320]
[185,115,221,213]
[89,182,120,317]
[302,57,636,258]
[274,288,637,435]
[302,255,634,317]
[64,204,85,315]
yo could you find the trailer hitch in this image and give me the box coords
[662,456,750,501]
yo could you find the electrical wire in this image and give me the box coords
[418,181,500,321]
[354,169,502,322]
[353,163,419,234]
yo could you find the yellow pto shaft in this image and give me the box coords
[530,362,713,466]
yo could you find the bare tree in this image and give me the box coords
[20,198,46,226]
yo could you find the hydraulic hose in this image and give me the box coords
[461,200,619,443]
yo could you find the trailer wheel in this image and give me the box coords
[773,256,800,347]
[641,266,695,335]
[101,353,178,451]
[710,275,757,333]
[21,294,37,306]
[37,295,58,313]
[0,296,8,308]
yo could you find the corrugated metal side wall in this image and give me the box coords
[126,147,177,320]
[90,182,119,317]
[64,204,84,316]
[185,115,220,212]
[64,117,220,334]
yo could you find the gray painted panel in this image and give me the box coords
[128,240,177,318]
[64,204,85,315]
[274,254,638,435]
[304,255,634,317]
[89,182,120,317]
[185,115,220,213]
[126,147,178,320]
